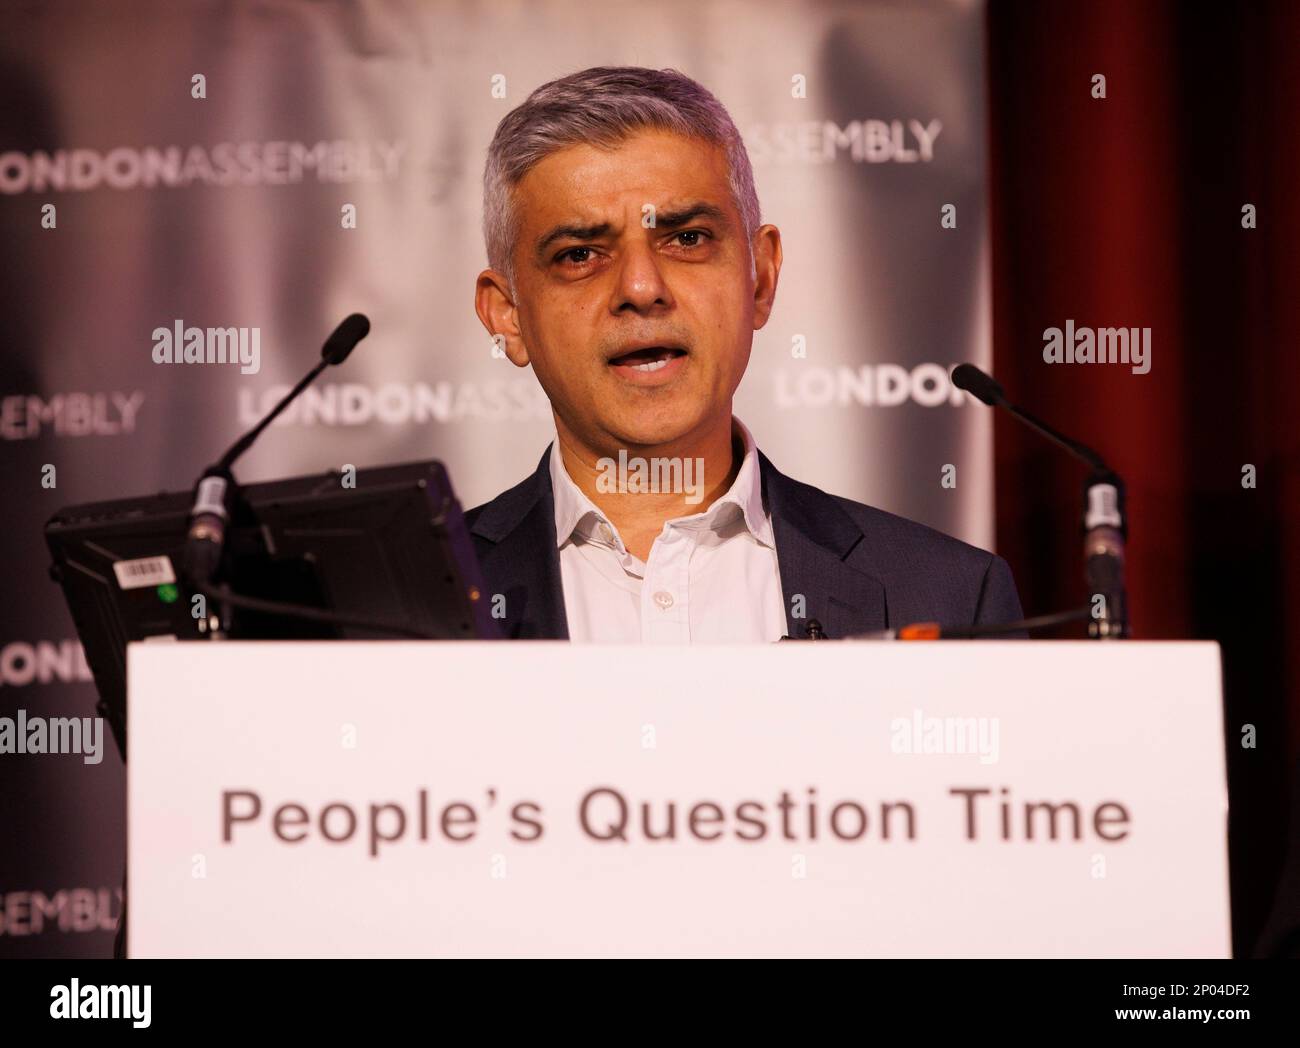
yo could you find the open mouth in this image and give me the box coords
[607,347,688,373]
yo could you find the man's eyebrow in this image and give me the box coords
[654,202,730,229]
[534,203,732,259]
[536,221,612,257]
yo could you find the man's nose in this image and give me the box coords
[609,239,673,315]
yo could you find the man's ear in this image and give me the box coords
[751,224,783,331]
[475,269,530,366]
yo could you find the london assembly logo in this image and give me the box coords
[235,378,553,428]
[0,393,143,440]
[0,139,406,194]
[775,361,968,409]
[745,117,943,165]
[0,885,122,937]
[0,639,92,687]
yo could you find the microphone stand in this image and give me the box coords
[842,364,1129,642]
[178,314,430,641]
[951,363,1130,639]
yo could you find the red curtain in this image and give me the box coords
[988,0,1300,956]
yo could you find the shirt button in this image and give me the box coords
[653,590,674,610]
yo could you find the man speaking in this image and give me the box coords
[469,66,1022,641]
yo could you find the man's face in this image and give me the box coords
[477,129,781,456]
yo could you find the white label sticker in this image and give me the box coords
[113,555,177,591]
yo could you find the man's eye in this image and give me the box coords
[673,230,708,247]
[558,247,593,265]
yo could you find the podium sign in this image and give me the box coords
[127,641,1229,957]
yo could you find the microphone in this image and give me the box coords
[951,363,1106,470]
[181,314,370,598]
[217,312,369,471]
[951,363,1129,638]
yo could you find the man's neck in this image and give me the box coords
[556,416,743,561]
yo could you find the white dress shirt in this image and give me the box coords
[549,417,789,643]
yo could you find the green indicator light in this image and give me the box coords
[156,583,179,604]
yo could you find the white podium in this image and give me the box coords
[126,641,1229,957]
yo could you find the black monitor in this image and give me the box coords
[44,459,498,759]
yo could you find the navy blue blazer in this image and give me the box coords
[465,446,1024,640]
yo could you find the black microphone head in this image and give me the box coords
[951,363,1005,407]
[321,313,370,365]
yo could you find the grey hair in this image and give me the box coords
[482,66,761,283]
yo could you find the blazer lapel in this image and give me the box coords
[760,452,888,638]
[468,448,569,640]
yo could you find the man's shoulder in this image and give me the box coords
[832,490,998,573]
[463,449,552,542]
[764,460,1022,628]
[768,463,999,574]
[462,498,490,536]
[463,476,525,533]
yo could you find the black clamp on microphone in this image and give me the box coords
[179,313,371,637]
[182,465,236,591]
[1083,468,1128,638]
[779,618,826,641]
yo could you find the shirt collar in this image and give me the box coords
[549,416,773,551]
